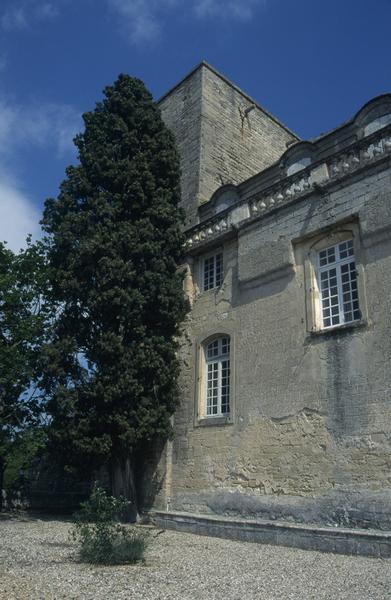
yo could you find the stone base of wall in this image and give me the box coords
[149,510,391,558]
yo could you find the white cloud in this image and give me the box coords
[1,7,27,31]
[0,98,81,158]
[21,102,80,157]
[1,1,60,31]
[0,96,81,250]
[1,0,265,41]
[37,2,60,20]
[194,0,263,20]
[0,176,41,252]
[107,0,266,44]
[108,0,178,43]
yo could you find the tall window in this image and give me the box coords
[203,252,223,291]
[205,337,230,416]
[318,239,360,329]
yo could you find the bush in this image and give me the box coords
[71,484,149,564]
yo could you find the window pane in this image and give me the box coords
[341,261,359,323]
[221,359,230,414]
[206,362,219,415]
[339,239,354,259]
[221,337,230,356]
[207,339,219,358]
[203,256,214,291]
[215,253,223,287]
[203,252,223,291]
[320,265,340,328]
[319,246,336,266]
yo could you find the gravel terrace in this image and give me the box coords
[0,516,390,600]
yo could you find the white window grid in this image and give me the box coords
[203,253,223,291]
[317,239,360,329]
[205,337,230,416]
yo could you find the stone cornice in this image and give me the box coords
[185,125,391,252]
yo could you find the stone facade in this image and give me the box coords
[159,62,297,227]
[148,62,391,534]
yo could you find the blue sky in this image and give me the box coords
[0,0,390,250]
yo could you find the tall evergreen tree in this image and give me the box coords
[42,75,187,517]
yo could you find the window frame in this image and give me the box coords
[201,250,224,292]
[317,239,360,329]
[301,223,368,334]
[194,331,235,426]
[205,336,231,417]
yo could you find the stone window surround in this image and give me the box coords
[194,328,236,427]
[298,221,368,335]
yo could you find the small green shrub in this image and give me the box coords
[71,484,149,564]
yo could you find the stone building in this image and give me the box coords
[148,62,391,555]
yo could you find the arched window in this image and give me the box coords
[363,113,391,137]
[205,336,230,416]
[286,155,312,176]
[354,96,391,138]
[282,142,315,177]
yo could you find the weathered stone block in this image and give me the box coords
[238,232,294,284]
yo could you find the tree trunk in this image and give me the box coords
[110,456,139,522]
[0,458,5,512]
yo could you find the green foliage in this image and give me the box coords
[41,74,188,487]
[71,484,148,564]
[74,482,128,523]
[0,239,50,498]
[3,426,46,491]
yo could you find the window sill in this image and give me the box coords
[308,319,367,339]
[200,286,221,295]
[197,416,233,427]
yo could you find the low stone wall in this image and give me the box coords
[151,510,391,558]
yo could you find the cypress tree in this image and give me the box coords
[42,75,187,518]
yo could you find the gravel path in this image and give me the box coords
[0,516,390,600]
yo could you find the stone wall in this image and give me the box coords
[159,66,203,228]
[163,162,391,530]
[151,70,391,533]
[159,63,297,227]
[198,65,297,205]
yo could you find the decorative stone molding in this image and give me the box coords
[185,125,391,251]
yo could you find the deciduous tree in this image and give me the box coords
[0,240,49,507]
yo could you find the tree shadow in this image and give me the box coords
[136,437,167,513]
